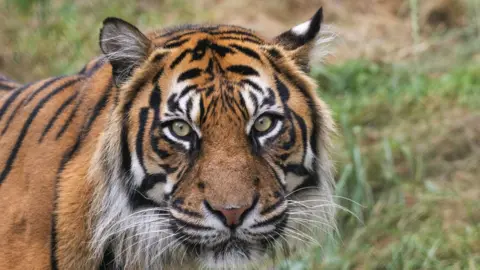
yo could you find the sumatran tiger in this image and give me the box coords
[0,7,336,270]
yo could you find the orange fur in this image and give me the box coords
[0,11,335,269]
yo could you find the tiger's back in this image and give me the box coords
[0,61,114,269]
[0,75,21,98]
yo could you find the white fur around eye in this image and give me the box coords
[257,119,283,145]
[162,127,191,149]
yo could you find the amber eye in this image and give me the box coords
[171,121,192,137]
[253,115,273,133]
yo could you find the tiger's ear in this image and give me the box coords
[273,7,324,72]
[99,17,152,86]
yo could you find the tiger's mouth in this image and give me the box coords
[167,193,290,267]
[172,214,288,267]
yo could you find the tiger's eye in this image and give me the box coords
[172,121,191,137]
[254,116,273,132]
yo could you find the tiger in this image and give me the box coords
[0,7,335,270]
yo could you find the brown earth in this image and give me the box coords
[153,0,469,64]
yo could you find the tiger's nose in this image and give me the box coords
[209,204,250,227]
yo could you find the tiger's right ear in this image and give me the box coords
[99,17,152,86]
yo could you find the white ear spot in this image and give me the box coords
[292,20,311,36]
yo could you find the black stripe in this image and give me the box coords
[171,203,203,218]
[159,30,198,40]
[1,77,62,136]
[50,210,58,270]
[227,65,259,76]
[260,197,285,215]
[281,114,296,152]
[0,82,33,122]
[231,94,249,121]
[210,30,262,40]
[139,173,167,192]
[0,78,81,183]
[39,91,79,143]
[230,44,261,61]
[55,93,83,139]
[199,96,206,125]
[238,91,253,118]
[186,99,193,121]
[24,78,64,105]
[151,68,164,85]
[178,84,197,99]
[159,26,221,42]
[135,108,149,175]
[251,209,287,228]
[152,52,167,62]
[149,88,161,110]
[284,163,309,176]
[78,58,106,76]
[241,79,263,94]
[218,36,262,44]
[170,49,191,69]
[0,84,15,91]
[164,38,190,49]
[266,48,282,59]
[205,86,215,97]
[173,218,214,231]
[292,112,308,162]
[177,68,202,82]
[210,43,234,57]
[151,132,170,159]
[167,93,179,113]
[262,87,276,107]
[275,76,290,103]
[247,91,259,115]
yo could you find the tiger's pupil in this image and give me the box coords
[172,121,191,137]
[254,116,273,132]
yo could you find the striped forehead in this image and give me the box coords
[152,30,284,124]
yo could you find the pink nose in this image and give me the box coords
[214,205,249,226]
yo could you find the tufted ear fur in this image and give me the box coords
[99,17,152,86]
[273,7,325,72]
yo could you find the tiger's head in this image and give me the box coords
[90,7,335,269]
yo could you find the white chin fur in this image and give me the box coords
[200,249,265,270]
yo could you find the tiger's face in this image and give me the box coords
[94,7,335,269]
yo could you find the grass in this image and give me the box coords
[1,0,479,269]
[306,60,480,270]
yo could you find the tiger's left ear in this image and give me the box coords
[273,7,324,72]
[99,17,152,86]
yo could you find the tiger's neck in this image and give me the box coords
[53,59,123,269]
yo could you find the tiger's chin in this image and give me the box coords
[188,239,270,269]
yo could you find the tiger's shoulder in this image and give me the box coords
[0,57,115,270]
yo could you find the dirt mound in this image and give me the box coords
[199,0,470,63]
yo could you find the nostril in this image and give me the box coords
[205,202,251,228]
[205,196,258,228]
[217,206,249,226]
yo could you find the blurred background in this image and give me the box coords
[1,0,479,269]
